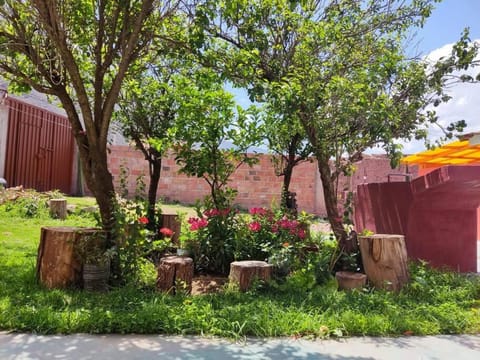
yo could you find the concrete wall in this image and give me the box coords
[107,145,414,216]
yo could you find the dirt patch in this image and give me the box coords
[191,275,228,295]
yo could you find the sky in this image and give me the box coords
[402,0,480,153]
[230,0,480,154]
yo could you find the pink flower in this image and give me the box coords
[204,208,220,218]
[188,217,208,231]
[248,221,262,232]
[204,208,231,218]
[297,228,306,239]
[159,227,174,238]
[277,218,299,230]
[220,208,231,216]
[249,207,268,216]
[138,216,149,224]
[277,218,291,229]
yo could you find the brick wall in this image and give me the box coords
[107,145,417,216]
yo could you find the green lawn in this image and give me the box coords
[0,198,479,337]
[65,196,197,217]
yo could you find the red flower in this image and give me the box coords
[188,217,208,231]
[297,228,306,239]
[204,208,220,218]
[204,208,231,218]
[159,227,174,238]
[249,207,267,216]
[138,216,149,224]
[248,221,262,232]
[277,218,292,229]
[220,208,231,216]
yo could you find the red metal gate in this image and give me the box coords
[4,98,74,194]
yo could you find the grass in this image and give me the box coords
[0,198,479,338]
[65,196,197,217]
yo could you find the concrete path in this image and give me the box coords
[0,332,479,359]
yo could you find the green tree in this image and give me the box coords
[0,0,177,234]
[115,65,178,227]
[170,69,262,209]
[195,0,460,256]
[262,107,313,210]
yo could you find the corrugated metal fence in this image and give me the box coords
[4,98,74,194]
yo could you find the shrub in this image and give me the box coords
[188,205,238,275]
[234,208,314,277]
[112,196,169,284]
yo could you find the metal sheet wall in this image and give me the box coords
[4,98,74,194]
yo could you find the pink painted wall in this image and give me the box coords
[355,182,412,235]
[355,165,480,272]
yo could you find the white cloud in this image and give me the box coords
[391,40,480,155]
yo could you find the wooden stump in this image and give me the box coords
[335,271,367,290]
[161,214,181,245]
[229,261,273,292]
[157,256,193,294]
[358,234,409,292]
[49,198,67,220]
[36,227,94,289]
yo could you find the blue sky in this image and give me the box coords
[417,0,480,54]
[230,0,480,154]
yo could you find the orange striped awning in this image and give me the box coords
[402,133,480,169]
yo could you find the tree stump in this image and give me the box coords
[36,227,94,289]
[358,234,409,292]
[49,198,67,220]
[229,260,273,291]
[161,214,181,245]
[335,271,367,290]
[157,256,193,294]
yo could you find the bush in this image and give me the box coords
[187,204,238,275]
[112,196,169,284]
[234,208,312,276]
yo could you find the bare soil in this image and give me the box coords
[191,275,228,295]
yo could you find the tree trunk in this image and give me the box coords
[358,234,409,292]
[77,138,123,283]
[317,156,356,253]
[161,214,181,245]
[280,134,300,209]
[157,256,194,294]
[147,156,161,230]
[36,227,87,289]
[229,260,273,291]
[49,198,67,220]
[281,159,294,209]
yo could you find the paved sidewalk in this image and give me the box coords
[0,332,479,359]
